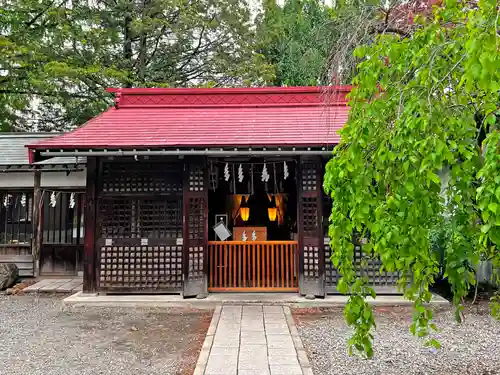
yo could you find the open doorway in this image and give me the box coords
[207,158,299,291]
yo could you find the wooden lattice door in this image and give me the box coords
[298,157,325,297]
[183,159,208,297]
[96,160,184,293]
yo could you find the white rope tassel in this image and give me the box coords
[224,163,230,181]
[238,164,244,183]
[3,195,8,208]
[69,192,75,209]
[50,192,57,208]
[21,193,27,207]
[261,163,270,182]
[284,161,289,180]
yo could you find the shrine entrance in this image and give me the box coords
[206,158,299,292]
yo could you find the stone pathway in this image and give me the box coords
[194,305,312,375]
[23,278,83,293]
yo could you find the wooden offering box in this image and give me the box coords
[233,226,267,241]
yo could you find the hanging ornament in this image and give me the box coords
[252,230,257,241]
[21,193,27,207]
[50,192,57,208]
[3,195,9,208]
[284,161,289,180]
[242,230,248,242]
[224,163,230,181]
[209,163,219,191]
[69,192,75,209]
[238,164,244,183]
[261,163,270,182]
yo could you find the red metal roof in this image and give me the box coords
[28,86,351,150]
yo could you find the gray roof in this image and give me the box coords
[0,133,86,168]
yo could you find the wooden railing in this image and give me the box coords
[208,241,298,292]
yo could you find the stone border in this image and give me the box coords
[283,306,313,375]
[193,305,221,375]
[63,291,449,308]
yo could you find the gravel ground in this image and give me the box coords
[293,304,500,375]
[0,295,212,375]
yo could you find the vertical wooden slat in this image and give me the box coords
[228,243,232,288]
[243,244,246,288]
[257,244,260,287]
[233,244,236,288]
[238,244,242,288]
[280,244,284,288]
[218,244,222,288]
[223,244,227,288]
[265,244,269,288]
[210,244,213,288]
[290,243,295,288]
[285,244,289,288]
[271,243,275,289]
[252,244,256,288]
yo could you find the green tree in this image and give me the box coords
[255,0,336,86]
[324,0,500,357]
[0,0,272,132]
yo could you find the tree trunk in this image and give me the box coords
[123,9,133,88]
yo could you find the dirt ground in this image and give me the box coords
[0,295,212,375]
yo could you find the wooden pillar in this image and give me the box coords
[182,157,208,298]
[297,156,325,297]
[32,170,43,277]
[83,157,98,293]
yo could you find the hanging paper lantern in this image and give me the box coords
[238,164,244,183]
[240,207,250,221]
[283,161,289,180]
[268,207,277,222]
[224,163,230,181]
[20,193,27,207]
[50,192,57,208]
[69,192,75,209]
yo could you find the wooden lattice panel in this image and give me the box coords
[353,245,400,287]
[101,161,182,194]
[303,245,320,280]
[188,197,204,240]
[140,199,183,239]
[302,197,318,234]
[324,244,340,288]
[100,197,182,239]
[324,243,400,293]
[186,197,205,280]
[189,165,204,192]
[99,244,183,291]
[301,162,318,192]
[100,198,134,238]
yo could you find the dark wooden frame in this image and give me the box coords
[297,156,325,297]
[83,157,98,292]
[182,157,209,297]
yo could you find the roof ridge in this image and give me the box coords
[107,86,351,109]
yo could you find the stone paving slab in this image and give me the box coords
[194,305,310,375]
